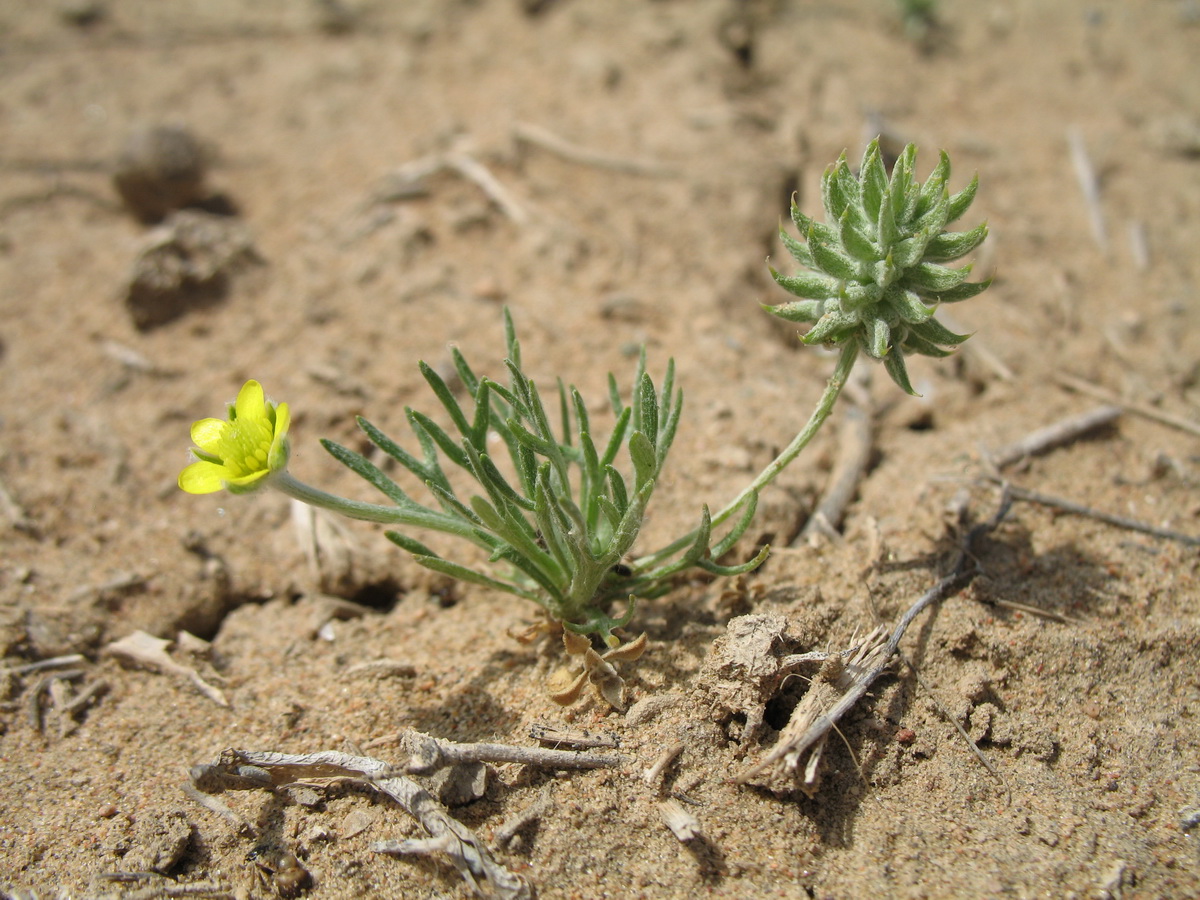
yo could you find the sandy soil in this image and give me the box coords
[3,1,1200,897]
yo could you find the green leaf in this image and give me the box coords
[802,309,860,345]
[877,186,901,250]
[900,261,972,293]
[765,299,823,323]
[923,220,988,262]
[810,237,862,281]
[629,431,657,491]
[888,288,935,324]
[865,317,891,359]
[841,283,883,310]
[791,204,838,245]
[821,154,856,220]
[883,348,918,396]
[419,361,472,441]
[780,228,815,268]
[636,373,658,453]
[503,306,521,369]
[450,345,480,395]
[321,439,413,507]
[769,268,839,300]
[698,541,769,576]
[680,505,712,567]
[384,531,437,557]
[890,228,934,270]
[606,464,629,517]
[408,410,471,470]
[915,150,951,218]
[710,492,758,558]
[931,277,992,303]
[908,316,971,346]
[946,173,979,224]
[889,143,918,219]
[656,388,683,468]
[838,210,879,263]
[476,452,536,511]
[407,551,542,603]
[899,331,956,358]
[360,415,447,490]
[859,139,889,222]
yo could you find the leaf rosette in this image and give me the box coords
[768,137,991,394]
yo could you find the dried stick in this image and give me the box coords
[190,748,529,899]
[991,479,1200,547]
[1068,127,1107,248]
[4,654,86,676]
[403,730,623,775]
[989,404,1122,469]
[735,491,1011,785]
[528,722,620,750]
[513,122,676,176]
[800,404,872,543]
[1055,371,1200,437]
[493,783,554,848]
[643,742,685,786]
[659,799,703,842]
[376,138,529,224]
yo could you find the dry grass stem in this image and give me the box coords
[377,136,528,224]
[1055,371,1200,437]
[659,799,704,843]
[513,121,676,177]
[989,479,1200,547]
[989,404,1122,469]
[644,741,686,786]
[800,404,873,544]
[1068,127,1107,248]
[528,722,620,750]
[493,784,555,849]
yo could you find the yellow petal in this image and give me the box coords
[190,417,228,451]
[234,380,267,423]
[178,460,227,494]
[224,469,270,494]
[273,401,290,442]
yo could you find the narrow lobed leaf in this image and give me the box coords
[923,220,988,262]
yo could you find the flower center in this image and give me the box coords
[222,419,273,477]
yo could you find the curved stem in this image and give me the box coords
[634,341,859,568]
[270,472,414,523]
[713,340,859,527]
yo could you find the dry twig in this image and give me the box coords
[513,121,676,177]
[376,137,529,224]
[988,404,1122,469]
[1055,371,1200,437]
[403,730,623,775]
[1068,127,1107,248]
[492,783,554,849]
[800,404,873,543]
[989,479,1200,547]
[643,742,685,786]
[190,748,529,899]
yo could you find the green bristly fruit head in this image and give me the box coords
[767,137,991,395]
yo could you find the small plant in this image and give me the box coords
[179,137,990,706]
[894,0,940,43]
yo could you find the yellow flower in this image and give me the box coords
[179,380,290,495]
